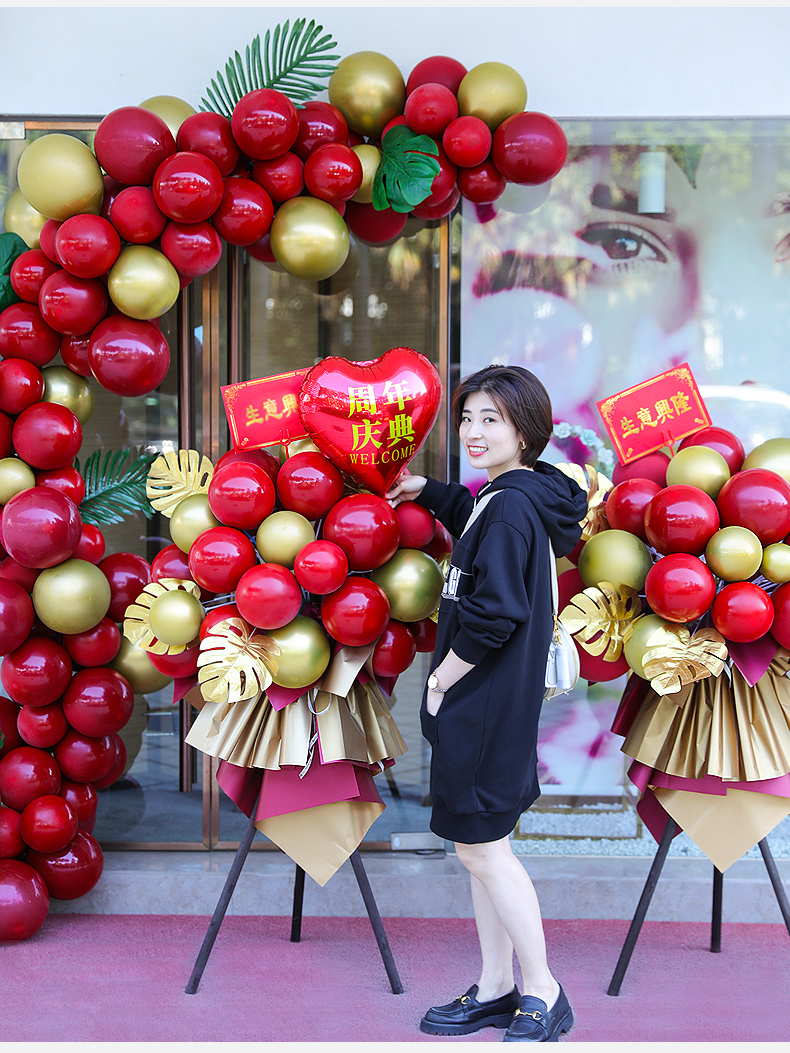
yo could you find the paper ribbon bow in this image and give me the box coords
[123,578,203,655]
[641,626,729,696]
[559,581,641,661]
[146,448,215,517]
[197,617,280,703]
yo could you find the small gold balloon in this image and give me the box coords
[148,589,204,646]
[256,510,315,568]
[3,188,47,248]
[32,558,111,634]
[0,457,36,504]
[705,526,763,582]
[760,543,790,584]
[666,445,730,498]
[742,437,790,484]
[17,133,104,222]
[329,51,406,138]
[623,613,679,679]
[578,529,653,593]
[457,62,528,131]
[371,549,445,622]
[269,197,350,282]
[108,245,180,320]
[268,614,331,689]
[41,366,94,425]
[110,636,173,694]
[139,95,196,139]
[170,494,222,553]
[351,144,382,204]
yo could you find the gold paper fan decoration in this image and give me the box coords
[197,617,280,703]
[556,462,612,541]
[559,581,641,661]
[642,626,728,696]
[123,578,203,655]
[146,449,215,518]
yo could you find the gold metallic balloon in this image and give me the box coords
[108,245,180,320]
[256,510,315,568]
[705,526,763,582]
[269,197,350,282]
[110,635,173,694]
[666,445,730,498]
[278,438,320,462]
[351,144,382,204]
[148,589,204,646]
[578,529,653,593]
[760,543,790,584]
[371,549,445,622]
[170,494,222,553]
[0,457,36,505]
[320,241,360,295]
[623,613,679,679]
[32,558,111,634]
[457,62,528,131]
[742,437,790,484]
[139,95,196,139]
[41,366,94,425]
[328,51,406,138]
[3,188,47,248]
[16,132,104,222]
[268,614,331,689]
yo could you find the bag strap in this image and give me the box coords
[548,539,559,617]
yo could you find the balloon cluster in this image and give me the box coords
[560,426,790,687]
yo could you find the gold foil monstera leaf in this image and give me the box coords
[559,581,641,661]
[556,462,612,541]
[197,617,280,704]
[429,553,452,624]
[123,578,203,655]
[146,448,214,518]
[642,626,728,696]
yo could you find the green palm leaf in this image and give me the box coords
[372,125,441,213]
[76,449,157,526]
[199,20,340,118]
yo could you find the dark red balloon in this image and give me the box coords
[0,302,61,366]
[109,186,168,244]
[187,525,258,593]
[72,524,106,565]
[678,425,745,475]
[59,333,93,378]
[54,215,121,279]
[88,315,170,397]
[232,89,299,160]
[58,778,97,829]
[91,732,127,789]
[404,83,459,138]
[35,465,85,506]
[100,174,125,222]
[25,828,103,900]
[0,578,35,655]
[94,106,177,186]
[0,556,39,592]
[16,699,68,749]
[147,641,200,678]
[394,501,436,549]
[293,540,348,595]
[207,461,276,530]
[442,115,492,168]
[38,220,61,263]
[321,577,391,647]
[160,220,224,277]
[611,451,671,488]
[423,519,453,562]
[406,55,468,96]
[645,553,716,624]
[0,745,61,810]
[10,249,60,304]
[344,201,408,245]
[1,635,73,706]
[0,805,24,858]
[61,667,134,737]
[456,160,507,204]
[372,619,417,677]
[411,184,460,221]
[303,144,363,203]
[199,602,244,640]
[153,151,225,223]
[177,111,240,176]
[644,484,720,555]
[712,581,774,643]
[211,177,274,246]
[12,403,82,471]
[53,730,115,784]
[252,152,304,202]
[0,859,49,939]
[717,469,790,545]
[605,478,662,541]
[216,447,280,484]
[492,111,568,185]
[0,410,11,458]
[150,543,197,585]
[275,452,344,520]
[292,100,348,161]
[98,552,151,622]
[38,269,108,336]
[235,563,303,630]
[20,794,78,853]
[322,494,401,571]
[407,616,437,653]
[577,639,631,683]
[62,617,121,667]
[417,144,457,208]
[0,696,24,758]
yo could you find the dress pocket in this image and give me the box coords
[420,702,439,746]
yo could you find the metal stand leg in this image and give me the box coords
[384,767,401,798]
[711,867,723,953]
[349,850,404,994]
[758,838,790,937]
[290,865,306,942]
[607,818,678,996]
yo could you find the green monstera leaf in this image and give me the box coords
[372,125,441,214]
[0,232,28,311]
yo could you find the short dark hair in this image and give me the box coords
[451,365,553,468]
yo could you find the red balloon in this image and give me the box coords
[492,111,568,185]
[244,232,276,264]
[110,186,168,244]
[303,144,363,203]
[0,805,24,858]
[406,55,468,96]
[0,556,39,592]
[323,494,401,571]
[10,249,60,303]
[235,563,303,630]
[16,700,68,749]
[417,144,457,207]
[187,526,258,593]
[0,746,61,810]
[59,778,97,829]
[53,729,115,784]
[645,553,716,623]
[199,602,244,640]
[100,174,125,221]
[293,540,349,595]
[98,552,151,622]
[54,215,121,279]
[62,617,121,667]
[207,461,276,530]
[292,101,348,161]
[211,177,274,246]
[91,732,127,789]
[423,519,453,561]
[1,635,73,706]
[72,523,106,565]
[231,89,299,161]
[61,667,133,737]
[148,641,200,678]
[381,116,411,139]
[216,447,280,484]
[457,160,507,204]
[321,577,391,647]
[177,111,240,176]
[404,83,459,138]
[160,220,224,277]
[94,106,177,186]
[0,859,50,939]
[12,402,82,471]
[59,333,92,378]
[0,410,11,458]
[442,115,492,169]
[38,269,108,336]
[20,794,78,853]
[0,579,34,655]
[26,828,103,900]
[0,302,61,366]
[411,184,461,221]
[605,478,661,541]
[38,220,61,263]
[88,315,170,397]
[344,201,408,245]
[372,619,417,676]
[644,484,720,555]
[678,425,745,475]
[611,451,671,488]
[153,151,225,223]
[276,452,344,520]
[394,501,436,549]
[150,543,199,586]
[557,567,586,614]
[712,581,774,643]
[717,469,790,545]
[252,152,304,202]
[407,616,437,653]
[771,581,790,650]
[35,465,85,506]
[577,640,631,683]
[0,696,24,758]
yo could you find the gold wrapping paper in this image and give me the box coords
[315,680,407,766]
[316,643,375,696]
[185,692,313,770]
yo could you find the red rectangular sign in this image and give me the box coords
[222,369,309,451]
[596,363,711,465]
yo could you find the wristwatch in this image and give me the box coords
[427,672,446,693]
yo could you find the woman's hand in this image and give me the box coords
[426,687,444,717]
[386,471,427,507]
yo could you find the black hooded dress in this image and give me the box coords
[416,463,587,844]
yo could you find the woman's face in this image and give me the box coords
[458,390,524,481]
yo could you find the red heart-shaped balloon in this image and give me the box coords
[297,348,442,495]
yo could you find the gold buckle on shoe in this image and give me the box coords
[515,1009,542,1020]
[458,996,471,1005]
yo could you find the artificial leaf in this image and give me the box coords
[372,125,441,214]
[556,462,612,541]
[76,448,157,526]
[666,145,705,189]
[146,449,214,518]
[0,231,27,311]
[642,626,728,696]
[429,553,452,624]
[123,578,203,655]
[197,618,280,703]
[559,581,641,661]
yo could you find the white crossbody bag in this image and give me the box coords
[544,543,580,700]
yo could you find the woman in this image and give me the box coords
[387,365,587,1042]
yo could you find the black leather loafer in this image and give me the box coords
[419,984,520,1036]
[503,985,573,1042]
